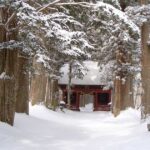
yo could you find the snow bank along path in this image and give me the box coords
[0,105,150,150]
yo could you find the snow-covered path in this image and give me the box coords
[0,105,150,150]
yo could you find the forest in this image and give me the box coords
[1,0,150,150]
[0,0,150,126]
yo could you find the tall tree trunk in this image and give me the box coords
[30,60,47,105]
[141,22,150,118]
[0,7,18,126]
[0,7,6,123]
[67,63,72,108]
[112,78,121,117]
[0,52,17,126]
[15,54,29,114]
[119,0,127,11]
[121,76,134,110]
[45,77,51,108]
[113,75,134,117]
[112,46,134,116]
[140,0,148,4]
[51,79,59,111]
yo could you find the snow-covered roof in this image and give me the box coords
[58,61,102,85]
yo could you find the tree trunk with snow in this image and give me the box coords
[112,46,134,116]
[141,22,150,118]
[113,75,134,117]
[0,51,18,126]
[0,7,18,125]
[15,54,29,114]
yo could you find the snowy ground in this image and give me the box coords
[0,105,150,150]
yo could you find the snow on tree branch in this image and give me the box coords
[126,4,150,27]
[0,0,141,82]
[13,0,92,75]
[0,40,23,50]
[59,1,140,85]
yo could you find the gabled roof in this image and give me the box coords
[58,61,102,85]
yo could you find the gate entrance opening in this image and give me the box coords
[60,85,111,111]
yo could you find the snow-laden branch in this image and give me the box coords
[0,72,13,80]
[126,4,150,27]
[38,1,92,12]
[0,40,23,50]
[55,2,93,8]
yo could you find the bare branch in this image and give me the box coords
[5,12,16,28]
[37,1,91,13]
[46,7,58,11]
[55,2,92,7]
[38,0,62,12]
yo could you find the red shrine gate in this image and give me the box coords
[59,85,111,111]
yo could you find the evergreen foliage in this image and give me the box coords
[58,1,140,86]
[0,0,141,86]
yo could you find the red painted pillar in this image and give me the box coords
[108,90,111,111]
[62,90,65,101]
[76,92,80,111]
[109,90,111,103]
[94,92,97,111]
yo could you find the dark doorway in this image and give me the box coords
[63,92,77,106]
[70,92,77,106]
[97,93,109,105]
